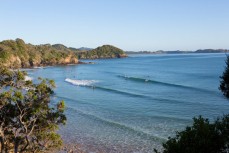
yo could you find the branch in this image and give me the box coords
[20,136,29,152]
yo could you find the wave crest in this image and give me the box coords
[118,75,214,93]
[65,78,97,86]
[24,76,33,81]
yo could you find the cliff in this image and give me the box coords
[0,39,78,68]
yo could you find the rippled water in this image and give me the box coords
[26,53,229,152]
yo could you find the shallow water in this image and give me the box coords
[28,53,229,152]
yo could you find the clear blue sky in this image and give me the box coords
[0,0,228,51]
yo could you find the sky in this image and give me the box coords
[0,0,229,51]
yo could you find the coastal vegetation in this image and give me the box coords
[154,115,229,153]
[219,56,229,99]
[155,56,229,153]
[0,66,66,152]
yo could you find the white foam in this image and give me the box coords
[33,66,43,69]
[65,78,97,86]
[24,76,33,81]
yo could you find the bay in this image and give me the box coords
[27,53,229,152]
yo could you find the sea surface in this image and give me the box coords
[26,53,229,152]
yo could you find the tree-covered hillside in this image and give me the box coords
[0,39,127,68]
[0,39,78,68]
[75,45,127,59]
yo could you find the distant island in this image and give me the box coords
[125,49,229,55]
[0,39,127,68]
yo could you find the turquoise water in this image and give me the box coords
[27,53,229,152]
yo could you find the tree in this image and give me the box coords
[220,56,229,99]
[0,67,66,153]
[154,115,229,153]
[155,56,229,153]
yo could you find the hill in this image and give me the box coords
[76,47,93,51]
[126,49,229,54]
[195,49,229,53]
[0,39,78,68]
[75,45,127,59]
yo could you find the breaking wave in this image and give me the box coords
[24,76,33,81]
[65,78,97,86]
[118,75,215,93]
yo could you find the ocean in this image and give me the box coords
[26,53,229,152]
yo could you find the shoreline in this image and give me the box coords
[59,143,85,153]
[58,139,163,153]
[11,56,128,70]
[15,61,89,70]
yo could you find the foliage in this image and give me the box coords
[220,56,229,99]
[0,67,66,153]
[154,115,229,153]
